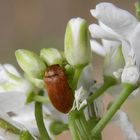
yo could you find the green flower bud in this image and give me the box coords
[15,49,46,79]
[104,46,125,78]
[40,48,63,66]
[64,17,91,68]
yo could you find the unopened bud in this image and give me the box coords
[15,49,46,79]
[40,48,63,66]
[64,17,91,68]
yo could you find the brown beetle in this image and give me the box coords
[44,64,73,113]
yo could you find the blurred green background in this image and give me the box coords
[0,0,139,140]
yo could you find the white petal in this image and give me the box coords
[121,40,132,63]
[3,64,21,78]
[102,39,121,52]
[129,23,140,70]
[89,24,119,40]
[99,22,132,64]
[75,87,88,110]
[121,66,140,84]
[91,2,138,37]
[90,40,106,56]
[0,114,24,130]
[0,115,24,140]
[94,96,104,118]
[0,128,20,140]
[77,64,95,91]
[12,105,39,137]
[0,91,26,114]
[0,65,9,84]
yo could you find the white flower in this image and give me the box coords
[0,64,33,114]
[74,64,104,118]
[0,114,36,140]
[74,64,96,111]
[77,64,95,91]
[74,86,88,110]
[12,104,67,140]
[121,65,140,85]
[11,104,38,137]
[91,40,124,78]
[89,2,140,83]
[90,19,124,79]
[94,95,104,118]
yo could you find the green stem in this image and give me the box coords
[88,76,116,105]
[79,76,116,111]
[35,90,50,140]
[72,68,82,90]
[0,118,36,140]
[0,118,21,135]
[20,131,37,140]
[68,110,92,140]
[68,111,82,140]
[91,84,137,138]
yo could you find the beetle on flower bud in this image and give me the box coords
[44,64,74,113]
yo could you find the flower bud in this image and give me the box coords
[15,49,46,79]
[40,48,63,66]
[64,17,91,68]
[121,66,140,85]
[103,46,125,79]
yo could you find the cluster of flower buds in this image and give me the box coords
[14,17,91,114]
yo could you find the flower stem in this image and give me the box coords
[69,110,83,140]
[0,118,21,135]
[91,84,137,138]
[0,117,36,140]
[87,76,116,107]
[72,68,82,90]
[68,110,92,140]
[35,90,50,140]
[20,131,37,140]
